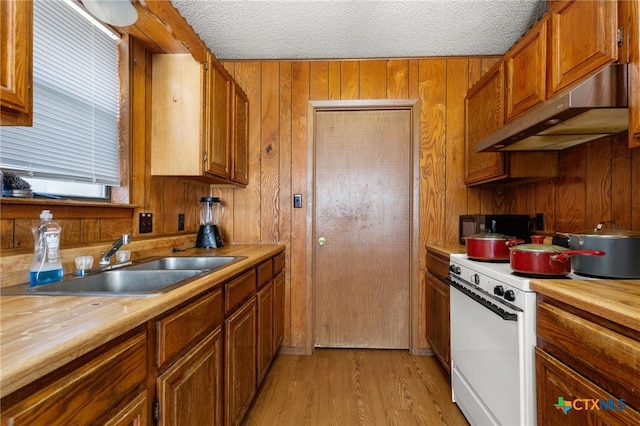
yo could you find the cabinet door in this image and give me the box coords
[506,17,547,120]
[0,0,32,126]
[231,83,249,185]
[426,273,450,373]
[625,0,640,148]
[205,55,232,179]
[536,348,640,425]
[151,54,206,177]
[103,390,148,426]
[1,330,147,425]
[273,270,285,350]
[464,61,506,185]
[225,297,257,426]
[157,327,223,426]
[548,0,618,95]
[257,280,274,383]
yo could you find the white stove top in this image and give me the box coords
[450,253,593,292]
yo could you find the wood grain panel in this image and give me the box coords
[585,138,612,226]
[359,60,386,99]
[261,62,281,244]
[0,219,13,249]
[633,148,640,230]
[555,145,587,232]
[340,62,359,99]
[328,61,341,100]
[408,60,419,98]
[444,58,470,245]
[386,60,409,99]
[611,134,632,230]
[310,62,329,100]
[290,62,310,350]
[535,180,557,233]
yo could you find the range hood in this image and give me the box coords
[477,63,628,152]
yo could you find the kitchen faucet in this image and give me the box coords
[99,234,131,266]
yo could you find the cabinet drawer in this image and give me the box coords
[257,259,273,289]
[273,252,285,275]
[157,289,223,369]
[426,250,450,280]
[537,299,640,409]
[1,329,147,425]
[225,269,256,314]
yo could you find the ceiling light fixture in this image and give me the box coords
[82,0,138,27]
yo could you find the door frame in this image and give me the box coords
[306,99,421,355]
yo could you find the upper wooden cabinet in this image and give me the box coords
[623,0,640,148]
[465,61,506,184]
[506,17,548,120]
[232,82,249,185]
[152,53,248,186]
[548,0,618,96]
[0,0,32,126]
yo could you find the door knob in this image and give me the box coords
[317,237,326,246]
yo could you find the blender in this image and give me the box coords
[196,197,225,248]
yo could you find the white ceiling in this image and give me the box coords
[169,0,547,61]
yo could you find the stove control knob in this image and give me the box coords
[494,285,505,296]
[472,274,480,284]
[449,265,461,275]
[504,290,516,302]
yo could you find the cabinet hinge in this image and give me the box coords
[204,60,209,71]
[203,151,208,162]
[617,27,624,47]
[152,396,160,424]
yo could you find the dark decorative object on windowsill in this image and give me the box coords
[1,171,33,198]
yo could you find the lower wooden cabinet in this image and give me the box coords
[536,295,640,425]
[225,296,257,426]
[257,279,275,383]
[0,327,148,425]
[103,390,149,426]
[273,270,285,349]
[426,272,450,373]
[157,328,223,426]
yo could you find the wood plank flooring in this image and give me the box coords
[242,349,469,426]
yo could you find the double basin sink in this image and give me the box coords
[1,256,245,297]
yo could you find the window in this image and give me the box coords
[0,0,122,199]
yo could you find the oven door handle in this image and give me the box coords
[446,277,518,321]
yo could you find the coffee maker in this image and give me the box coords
[196,197,224,248]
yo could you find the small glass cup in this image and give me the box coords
[116,250,130,263]
[75,255,94,270]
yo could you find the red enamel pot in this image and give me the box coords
[509,243,605,276]
[464,232,524,262]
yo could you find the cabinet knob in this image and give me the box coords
[317,237,326,246]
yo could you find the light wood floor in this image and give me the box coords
[242,349,469,426]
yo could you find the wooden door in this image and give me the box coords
[313,109,411,349]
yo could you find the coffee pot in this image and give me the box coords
[195,197,224,248]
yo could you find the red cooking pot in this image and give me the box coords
[509,243,605,276]
[464,232,524,262]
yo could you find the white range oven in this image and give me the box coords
[448,253,538,426]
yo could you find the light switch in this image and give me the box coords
[293,194,302,208]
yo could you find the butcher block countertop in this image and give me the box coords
[425,242,466,257]
[0,243,284,399]
[530,279,640,333]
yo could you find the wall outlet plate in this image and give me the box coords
[178,213,185,231]
[139,213,153,233]
[535,213,544,231]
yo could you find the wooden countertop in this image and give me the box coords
[530,279,640,333]
[0,243,284,399]
[426,242,466,258]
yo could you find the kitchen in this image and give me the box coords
[1,0,640,425]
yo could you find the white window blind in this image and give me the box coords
[0,0,121,186]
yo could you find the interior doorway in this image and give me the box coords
[308,100,419,351]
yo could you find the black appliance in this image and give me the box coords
[459,214,533,245]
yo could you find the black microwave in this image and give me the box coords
[459,214,533,245]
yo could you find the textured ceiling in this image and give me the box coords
[169,0,547,60]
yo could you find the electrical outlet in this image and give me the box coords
[293,194,302,208]
[178,213,185,231]
[535,213,544,231]
[139,213,153,233]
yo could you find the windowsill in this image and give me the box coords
[0,197,137,219]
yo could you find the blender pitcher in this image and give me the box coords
[196,197,225,248]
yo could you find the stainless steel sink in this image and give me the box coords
[1,270,207,296]
[125,256,242,271]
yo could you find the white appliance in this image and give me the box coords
[449,253,538,426]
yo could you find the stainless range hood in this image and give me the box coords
[477,63,628,152]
